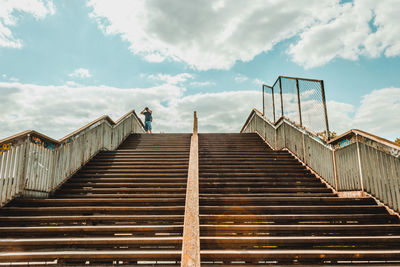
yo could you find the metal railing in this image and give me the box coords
[181,111,200,267]
[0,110,145,207]
[242,109,400,213]
[263,76,330,139]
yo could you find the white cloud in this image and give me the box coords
[1,79,398,141]
[253,79,266,86]
[190,81,215,87]
[0,0,54,48]
[288,0,400,68]
[87,0,400,70]
[65,81,81,87]
[1,74,19,82]
[87,0,338,70]
[0,81,185,139]
[352,88,400,138]
[325,89,400,139]
[0,79,260,139]
[147,73,193,85]
[68,68,92,79]
[234,74,248,83]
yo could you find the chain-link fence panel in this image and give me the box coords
[272,80,281,121]
[297,79,327,135]
[280,77,300,123]
[262,85,275,122]
[261,76,330,139]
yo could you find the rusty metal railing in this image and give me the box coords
[181,111,200,267]
[0,110,145,207]
[242,108,400,213]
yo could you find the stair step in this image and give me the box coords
[0,225,183,237]
[13,198,186,206]
[0,236,182,249]
[0,215,184,226]
[0,250,182,262]
[199,188,332,193]
[200,205,387,214]
[200,224,400,236]
[199,197,375,205]
[59,188,187,193]
[200,236,400,248]
[199,214,399,224]
[1,206,185,215]
[200,249,400,261]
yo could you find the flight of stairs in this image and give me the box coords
[0,133,399,265]
[198,133,400,266]
[0,133,191,265]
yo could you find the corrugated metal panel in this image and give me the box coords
[0,111,144,207]
[0,143,26,205]
[304,134,335,188]
[265,121,276,149]
[335,143,361,191]
[276,124,285,150]
[360,143,400,212]
[284,122,304,162]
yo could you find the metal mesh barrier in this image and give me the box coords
[262,85,274,122]
[262,76,330,139]
[297,79,327,134]
[280,78,299,123]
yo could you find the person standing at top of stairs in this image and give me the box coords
[141,107,153,133]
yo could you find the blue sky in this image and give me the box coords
[1,0,399,140]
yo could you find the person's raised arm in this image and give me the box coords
[148,109,152,114]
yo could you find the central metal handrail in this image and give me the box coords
[181,111,200,266]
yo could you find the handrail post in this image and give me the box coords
[355,134,364,193]
[296,79,303,127]
[262,85,265,116]
[181,111,200,266]
[320,80,331,140]
[193,111,198,134]
[271,86,276,123]
[279,77,284,117]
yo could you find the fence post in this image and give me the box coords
[320,80,331,140]
[302,132,306,164]
[19,136,30,193]
[279,77,284,117]
[271,86,276,123]
[356,134,364,193]
[332,149,339,191]
[296,79,303,127]
[262,85,265,116]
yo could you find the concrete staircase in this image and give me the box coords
[0,133,399,265]
[0,134,191,265]
[198,133,400,265]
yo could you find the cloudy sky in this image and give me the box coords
[0,0,399,140]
